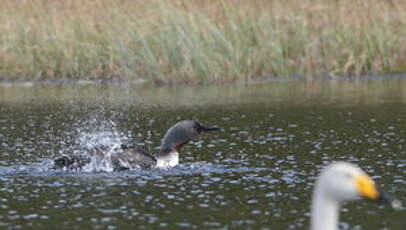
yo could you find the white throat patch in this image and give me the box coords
[156,151,179,168]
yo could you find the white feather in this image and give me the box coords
[156,151,179,168]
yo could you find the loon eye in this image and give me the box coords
[193,122,202,130]
[196,124,207,133]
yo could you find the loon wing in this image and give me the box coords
[53,146,109,170]
[110,148,157,170]
[53,146,157,171]
[53,155,90,170]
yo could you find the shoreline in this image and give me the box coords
[1,73,406,88]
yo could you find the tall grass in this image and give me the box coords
[0,0,405,84]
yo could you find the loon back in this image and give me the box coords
[109,146,157,170]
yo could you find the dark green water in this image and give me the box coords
[0,79,405,229]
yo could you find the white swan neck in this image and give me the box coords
[311,188,340,230]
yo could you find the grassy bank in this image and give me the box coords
[0,0,405,84]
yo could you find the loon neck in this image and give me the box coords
[159,123,191,156]
[157,148,173,156]
[159,140,187,157]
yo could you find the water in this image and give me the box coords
[0,79,405,229]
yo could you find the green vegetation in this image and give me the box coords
[0,0,405,84]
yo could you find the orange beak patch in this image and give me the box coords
[355,175,380,200]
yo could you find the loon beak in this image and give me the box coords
[199,123,220,132]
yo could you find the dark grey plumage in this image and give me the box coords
[109,145,157,170]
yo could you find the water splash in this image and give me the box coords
[74,111,129,149]
[80,144,122,173]
[58,109,134,172]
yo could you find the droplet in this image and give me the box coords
[391,199,403,210]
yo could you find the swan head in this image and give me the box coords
[315,162,384,202]
[311,162,390,230]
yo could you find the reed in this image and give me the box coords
[0,0,405,84]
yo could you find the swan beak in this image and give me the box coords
[355,175,382,200]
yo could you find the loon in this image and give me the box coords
[53,120,220,171]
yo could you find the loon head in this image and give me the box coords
[159,120,220,153]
